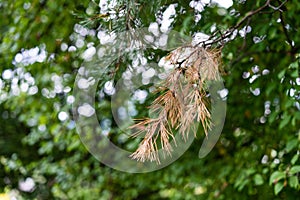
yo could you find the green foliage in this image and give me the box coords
[0,0,300,199]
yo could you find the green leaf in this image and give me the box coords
[226,52,233,60]
[268,111,278,124]
[246,168,256,176]
[279,115,291,129]
[253,174,264,186]
[291,69,299,78]
[269,171,285,185]
[277,69,286,79]
[289,61,298,69]
[291,116,296,126]
[274,182,284,195]
[237,179,249,192]
[262,168,269,174]
[288,176,299,189]
[266,83,276,96]
[290,165,300,175]
[291,154,299,165]
[285,139,298,153]
[295,112,300,120]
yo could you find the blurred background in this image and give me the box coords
[0,0,299,199]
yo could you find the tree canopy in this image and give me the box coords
[0,0,299,199]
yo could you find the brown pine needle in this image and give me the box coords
[129,46,222,164]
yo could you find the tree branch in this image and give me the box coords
[198,0,275,48]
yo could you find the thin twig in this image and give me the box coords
[198,0,274,47]
[240,17,252,51]
[270,0,288,11]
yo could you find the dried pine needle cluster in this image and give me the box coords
[130,46,222,164]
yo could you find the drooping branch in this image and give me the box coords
[130,47,222,163]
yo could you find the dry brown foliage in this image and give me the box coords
[129,46,222,163]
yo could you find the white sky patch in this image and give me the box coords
[289,88,296,97]
[117,106,127,120]
[133,89,148,104]
[140,56,147,65]
[100,118,112,132]
[23,2,31,9]
[2,69,13,80]
[78,103,95,117]
[192,32,210,46]
[160,4,177,33]
[142,68,156,79]
[190,1,207,12]
[212,0,233,8]
[67,95,75,104]
[20,82,29,92]
[159,34,168,47]
[13,46,47,66]
[19,178,35,192]
[127,100,137,116]
[38,124,46,132]
[122,70,133,80]
[242,71,250,79]
[145,34,155,43]
[77,77,95,89]
[68,46,77,52]
[99,0,117,14]
[296,78,300,85]
[239,26,252,37]
[97,47,107,58]
[148,22,160,36]
[61,43,68,51]
[1,66,38,99]
[218,88,229,99]
[190,0,233,22]
[158,57,174,71]
[262,69,270,75]
[81,46,96,61]
[28,86,38,95]
[97,31,116,45]
[253,35,266,43]
[58,111,69,121]
[74,24,89,37]
[252,65,260,74]
[250,88,261,96]
[99,0,108,13]
[76,38,85,48]
[104,80,115,95]
[64,86,71,93]
[190,0,233,9]
[11,85,20,96]
[51,74,64,94]
[249,74,260,83]
[15,53,23,63]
